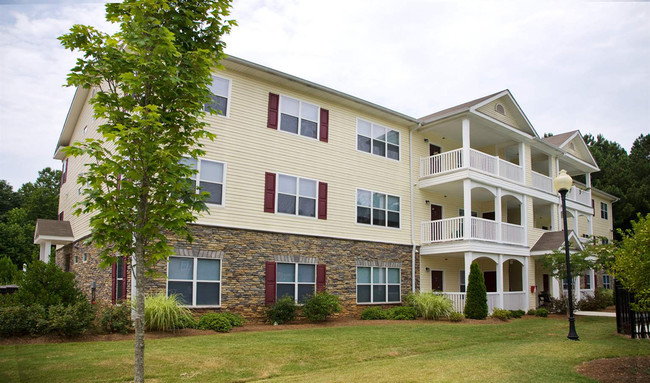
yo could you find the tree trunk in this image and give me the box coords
[134,237,146,382]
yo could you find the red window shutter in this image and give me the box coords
[267,93,279,130]
[121,257,128,300]
[316,264,326,292]
[319,108,329,142]
[264,172,276,213]
[111,263,117,304]
[59,212,64,221]
[318,182,328,220]
[265,261,277,305]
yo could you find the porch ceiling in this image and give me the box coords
[422,115,519,149]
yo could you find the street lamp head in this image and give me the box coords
[554,169,573,193]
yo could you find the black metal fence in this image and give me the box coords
[615,279,650,339]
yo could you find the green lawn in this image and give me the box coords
[1,316,648,382]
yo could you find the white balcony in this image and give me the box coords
[421,217,526,245]
[437,292,527,313]
[531,171,554,194]
[420,148,523,184]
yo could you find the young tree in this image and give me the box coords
[540,244,595,298]
[58,1,235,381]
[464,262,488,319]
[612,213,650,310]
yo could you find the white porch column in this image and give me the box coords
[495,188,502,242]
[497,255,504,309]
[555,158,560,178]
[587,215,593,238]
[552,277,560,299]
[589,269,595,292]
[586,173,591,188]
[572,209,578,235]
[462,118,470,169]
[463,179,472,240]
[550,204,557,231]
[464,252,472,291]
[521,195,528,243]
[524,256,530,310]
[519,141,526,184]
[574,275,581,302]
[39,241,52,263]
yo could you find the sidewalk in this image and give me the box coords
[575,311,616,317]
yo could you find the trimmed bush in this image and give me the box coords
[219,312,245,327]
[464,263,488,319]
[510,310,525,318]
[360,307,388,320]
[578,288,614,311]
[14,261,85,308]
[198,313,233,333]
[0,256,19,285]
[410,292,453,320]
[48,301,95,336]
[144,293,193,331]
[535,308,549,317]
[448,312,464,322]
[388,306,417,320]
[302,292,341,322]
[99,304,132,334]
[0,305,48,337]
[527,309,537,316]
[266,296,298,324]
[491,308,511,321]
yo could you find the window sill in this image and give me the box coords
[356,301,402,305]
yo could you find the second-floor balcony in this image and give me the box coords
[421,216,526,246]
[531,170,591,205]
[420,148,523,184]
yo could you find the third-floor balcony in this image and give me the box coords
[420,148,523,184]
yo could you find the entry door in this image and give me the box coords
[429,144,441,156]
[431,270,443,291]
[542,274,549,293]
[484,271,497,292]
[430,204,443,221]
[482,212,495,221]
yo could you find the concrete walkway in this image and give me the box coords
[575,311,616,317]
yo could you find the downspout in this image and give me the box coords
[409,123,422,292]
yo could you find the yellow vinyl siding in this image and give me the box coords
[420,256,464,292]
[592,195,613,240]
[476,99,522,130]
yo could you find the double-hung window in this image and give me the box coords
[603,274,611,289]
[276,263,315,304]
[204,75,231,116]
[167,256,221,306]
[356,118,400,160]
[280,95,319,139]
[356,266,401,303]
[600,202,608,220]
[459,270,466,293]
[356,189,400,228]
[181,158,225,205]
[277,174,317,217]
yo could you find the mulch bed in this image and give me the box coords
[576,356,650,382]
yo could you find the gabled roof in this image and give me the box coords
[418,91,503,124]
[34,219,74,245]
[542,131,577,147]
[530,230,583,254]
[542,130,598,169]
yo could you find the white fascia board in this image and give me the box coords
[469,110,534,140]
[470,90,539,138]
[34,235,74,245]
[54,86,90,158]
[561,152,600,172]
[420,240,530,257]
[558,131,580,148]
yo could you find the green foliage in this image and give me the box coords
[144,293,193,331]
[540,249,594,289]
[464,263,488,320]
[0,305,48,337]
[546,296,577,314]
[490,308,511,321]
[577,288,614,311]
[360,307,388,320]
[510,310,525,318]
[0,256,19,284]
[0,208,39,266]
[99,304,132,334]
[409,292,453,320]
[612,213,650,310]
[198,312,244,332]
[0,180,22,217]
[302,292,341,322]
[266,296,298,324]
[535,308,549,317]
[48,301,95,336]
[448,312,464,322]
[14,261,85,308]
[527,309,537,315]
[18,168,62,222]
[388,306,417,320]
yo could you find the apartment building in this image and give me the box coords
[34,56,616,318]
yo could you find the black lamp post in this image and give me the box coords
[553,169,579,341]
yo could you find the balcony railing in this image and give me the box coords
[420,148,523,183]
[438,292,527,313]
[421,217,526,245]
[568,186,591,206]
[531,171,554,194]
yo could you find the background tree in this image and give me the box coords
[0,180,22,218]
[58,1,235,381]
[464,262,488,319]
[18,167,62,222]
[612,213,650,311]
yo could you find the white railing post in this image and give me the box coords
[462,119,470,169]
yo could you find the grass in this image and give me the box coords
[1,316,649,382]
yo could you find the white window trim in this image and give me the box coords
[74,255,79,264]
[205,74,232,118]
[83,253,88,263]
[602,274,611,289]
[356,266,401,304]
[355,188,402,229]
[167,255,222,308]
[185,158,227,208]
[276,262,316,304]
[600,202,608,220]
[275,173,319,219]
[459,270,465,293]
[355,118,401,161]
[278,94,321,141]
[495,103,506,115]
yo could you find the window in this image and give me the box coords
[74,255,79,264]
[603,274,611,289]
[459,270,466,293]
[600,202,608,220]
[562,278,568,290]
[356,119,400,160]
[167,256,221,306]
[113,256,127,302]
[584,274,591,289]
[204,75,230,116]
[458,209,478,217]
[83,253,88,263]
[356,266,401,303]
[59,211,64,221]
[276,263,315,304]
[181,158,225,205]
[495,103,505,115]
[279,95,319,139]
[277,175,317,217]
[356,189,400,228]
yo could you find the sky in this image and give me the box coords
[0,0,648,188]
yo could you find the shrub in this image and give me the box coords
[144,293,193,331]
[266,296,298,324]
[99,304,132,334]
[0,256,19,285]
[491,308,511,321]
[219,312,245,327]
[547,296,577,314]
[198,313,233,333]
[578,288,614,311]
[448,312,464,322]
[302,292,341,322]
[388,306,417,320]
[410,292,452,320]
[535,308,548,317]
[510,310,525,318]
[464,263,488,319]
[360,307,388,320]
[48,301,95,336]
[527,309,537,316]
[0,305,48,337]
[13,261,85,308]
